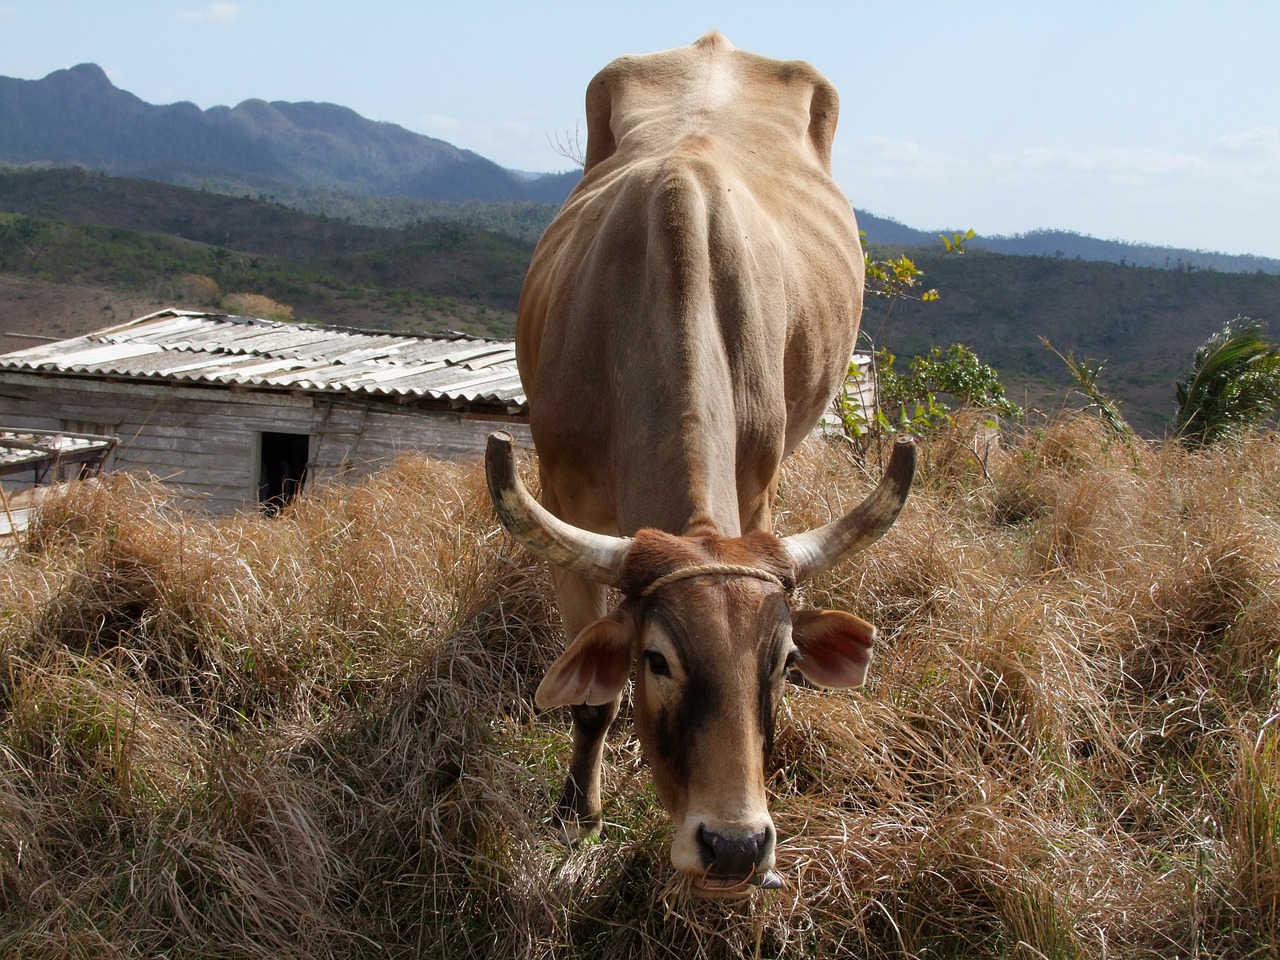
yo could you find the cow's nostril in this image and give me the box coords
[697,825,769,877]
[696,824,717,868]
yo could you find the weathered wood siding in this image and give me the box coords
[0,373,528,514]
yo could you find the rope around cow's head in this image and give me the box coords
[638,563,791,598]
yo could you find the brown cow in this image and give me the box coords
[486,32,915,894]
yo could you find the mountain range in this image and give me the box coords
[3,63,1278,275]
[864,219,1280,276]
[0,63,578,205]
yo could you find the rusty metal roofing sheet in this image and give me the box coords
[0,310,527,410]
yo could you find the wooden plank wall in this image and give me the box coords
[0,374,529,514]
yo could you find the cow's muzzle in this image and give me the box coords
[682,820,784,895]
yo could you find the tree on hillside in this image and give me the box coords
[1174,317,1280,447]
[0,214,50,269]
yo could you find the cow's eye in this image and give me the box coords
[643,650,671,678]
[783,648,799,672]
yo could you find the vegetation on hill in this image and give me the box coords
[976,229,1280,275]
[0,210,519,337]
[0,165,562,246]
[4,166,1280,432]
[0,168,533,337]
[281,191,562,244]
[875,245,1280,434]
[1,415,1277,957]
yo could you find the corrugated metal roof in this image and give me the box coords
[0,310,527,413]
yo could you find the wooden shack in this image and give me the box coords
[0,309,528,514]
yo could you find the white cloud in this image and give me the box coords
[1211,126,1280,165]
[176,3,241,25]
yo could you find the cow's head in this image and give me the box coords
[485,432,915,893]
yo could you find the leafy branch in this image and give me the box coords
[836,229,1019,457]
[862,229,973,349]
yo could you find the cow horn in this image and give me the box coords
[485,432,632,587]
[782,434,916,582]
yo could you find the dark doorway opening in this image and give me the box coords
[258,432,310,515]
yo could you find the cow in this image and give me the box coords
[485,32,915,895]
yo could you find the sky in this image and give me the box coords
[2,1,1279,259]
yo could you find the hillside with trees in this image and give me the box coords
[3,166,1280,434]
[874,246,1280,433]
[0,168,529,338]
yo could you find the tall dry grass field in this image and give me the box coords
[1,416,1277,958]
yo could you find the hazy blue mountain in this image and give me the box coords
[855,212,1280,276]
[0,64,576,203]
[965,229,1280,274]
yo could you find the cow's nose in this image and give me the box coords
[696,823,773,879]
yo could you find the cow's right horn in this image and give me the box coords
[485,432,632,587]
[781,434,916,583]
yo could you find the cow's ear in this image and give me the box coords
[790,609,875,689]
[583,69,618,173]
[806,77,840,171]
[535,608,635,708]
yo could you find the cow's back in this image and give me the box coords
[518,32,863,539]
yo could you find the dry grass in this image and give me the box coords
[2,416,1278,958]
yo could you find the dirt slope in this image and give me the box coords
[0,276,171,355]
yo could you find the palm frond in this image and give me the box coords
[1175,317,1280,446]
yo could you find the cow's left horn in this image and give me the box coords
[782,434,916,582]
[485,432,632,587]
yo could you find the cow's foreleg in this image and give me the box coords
[548,566,616,843]
[557,696,621,841]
